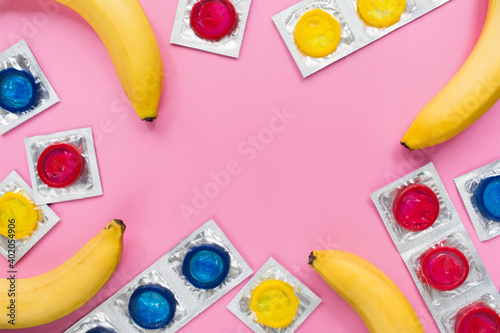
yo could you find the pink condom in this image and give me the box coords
[37,142,83,188]
[456,305,500,333]
[190,0,237,40]
[393,184,440,231]
[421,246,469,291]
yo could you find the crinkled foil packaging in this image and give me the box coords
[273,0,452,77]
[66,219,252,333]
[0,171,59,264]
[24,127,103,205]
[440,293,500,333]
[455,159,500,241]
[371,162,500,332]
[0,40,59,134]
[170,0,252,57]
[227,257,321,333]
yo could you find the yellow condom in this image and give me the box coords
[357,0,406,28]
[250,279,299,328]
[0,192,40,239]
[294,9,342,58]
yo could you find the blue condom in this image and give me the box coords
[182,244,230,289]
[86,328,116,333]
[476,175,500,221]
[0,68,38,114]
[128,285,177,330]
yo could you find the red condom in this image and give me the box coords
[456,305,500,333]
[421,246,469,291]
[190,0,237,40]
[393,184,440,231]
[37,142,84,188]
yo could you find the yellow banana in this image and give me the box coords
[0,219,125,329]
[54,0,164,121]
[309,250,424,333]
[401,0,500,150]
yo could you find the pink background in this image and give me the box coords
[1,0,499,332]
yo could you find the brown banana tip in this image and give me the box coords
[111,219,126,232]
[142,117,156,122]
[400,141,413,151]
[308,252,316,266]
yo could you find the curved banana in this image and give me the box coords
[54,0,164,121]
[401,0,500,150]
[309,250,424,333]
[0,219,125,329]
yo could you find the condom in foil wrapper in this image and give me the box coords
[170,0,252,57]
[66,219,252,333]
[440,293,500,333]
[0,40,59,134]
[407,232,485,306]
[455,159,500,241]
[0,171,59,264]
[24,127,102,205]
[227,257,321,333]
[372,162,500,332]
[273,0,452,77]
[371,162,453,252]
